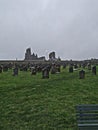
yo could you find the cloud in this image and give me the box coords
[0,0,98,60]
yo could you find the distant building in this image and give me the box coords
[49,51,61,61]
[24,48,45,61]
[49,52,55,60]
[49,51,58,61]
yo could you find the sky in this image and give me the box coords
[0,0,98,60]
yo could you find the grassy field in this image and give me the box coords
[0,67,98,130]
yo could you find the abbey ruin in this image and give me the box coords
[24,48,58,61]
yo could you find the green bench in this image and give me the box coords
[76,104,98,130]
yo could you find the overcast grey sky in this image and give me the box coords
[0,0,98,60]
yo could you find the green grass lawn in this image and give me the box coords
[0,67,98,130]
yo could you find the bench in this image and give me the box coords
[76,104,98,130]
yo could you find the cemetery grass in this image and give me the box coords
[0,67,98,130]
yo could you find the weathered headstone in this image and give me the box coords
[13,67,18,76]
[63,63,66,69]
[42,67,49,79]
[87,63,91,70]
[3,65,8,72]
[69,65,73,73]
[56,64,61,73]
[31,67,36,75]
[79,64,81,68]
[82,63,86,69]
[51,65,56,74]
[0,66,2,73]
[92,66,96,75]
[74,64,78,69]
[79,70,85,79]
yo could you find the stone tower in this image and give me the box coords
[49,52,56,60]
[25,48,32,60]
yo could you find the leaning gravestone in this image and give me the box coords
[79,70,85,79]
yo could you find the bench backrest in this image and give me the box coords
[76,104,98,130]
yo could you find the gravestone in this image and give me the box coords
[51,65,56,74]
[13,67,18,76]
[63,63,66,69]
[31,67,36,75]
[79,64,81,68]
[56,64,61,73]
[69,65,73,73]
[3,65,8,72]
[20,65,28,71]
[79,70,85,79]
[92,66,96,75]
[36,65,42,72]
[42,67,49,79]
[88,63,91,70]
[74,64,78,69]
[0,66,2,73]
[82,63,86,69]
